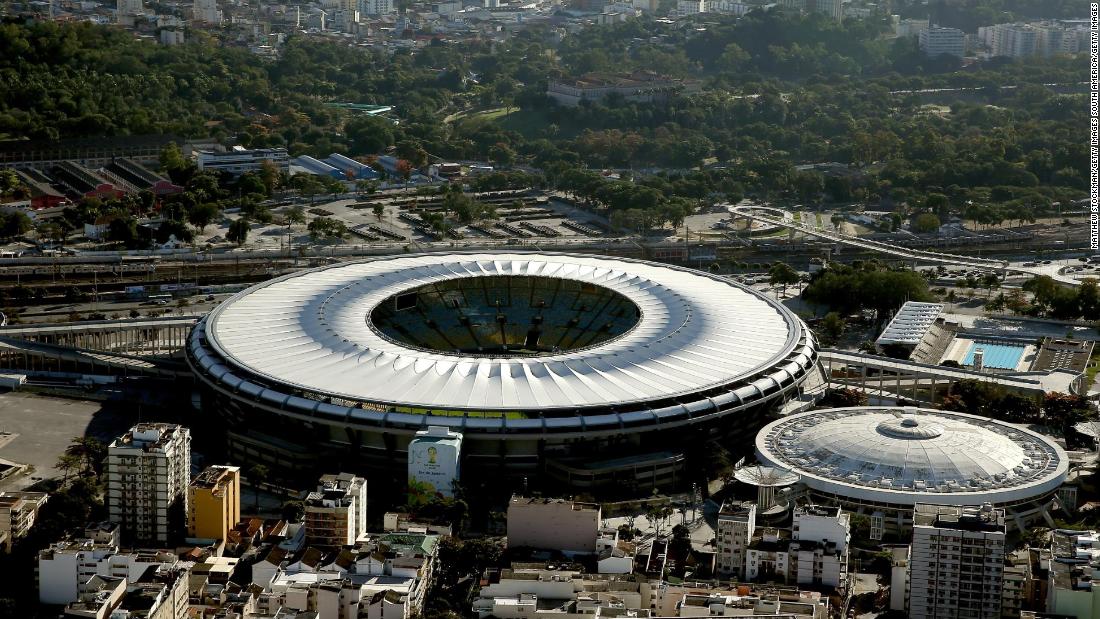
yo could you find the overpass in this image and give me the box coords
[726,203,1082,285]
[819,348,1084,404]
[0,316,197,377]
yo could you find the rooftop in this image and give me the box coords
[756,406,1067,506]
[202,253,804,411]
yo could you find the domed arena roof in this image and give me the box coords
[755,407,1067,506]
[200,252,810,412]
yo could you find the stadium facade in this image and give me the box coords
[187,252,823,492]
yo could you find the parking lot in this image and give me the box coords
[0,392,137,490]
[202,194,612,250]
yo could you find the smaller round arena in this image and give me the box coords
[755,406,1069,537]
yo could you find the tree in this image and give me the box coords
[286,205,306,229]
[373,204,385,221]
[227,218,250,246]
[981,273,1001,299]
[64,436,106,477]
[768,261,800,298]
[187,202,220,233]
[281,500,305,522]
[644,504,674,539]
[912,212,941,233]
[819,387,868,407]
[247,464,269,513]
[0,211,32,238]
[396,159,414,190]
[308,217,348,241]
[818,312,846,346]
[55,453,82,483]
[1044,392,1091,437]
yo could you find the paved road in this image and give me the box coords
[726,203,1084,286]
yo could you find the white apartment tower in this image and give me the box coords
[789,505,850,589]
[303,473,368,548]
[716,502,755,578]
[106,424,191,545]
[908,503,1006,619]
[192,0,223,23]
[360,0,394,15]
[116,0,143,18]
[919,25,966,58]
[780,0,842,22]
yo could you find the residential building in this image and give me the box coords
[193,0,222,23]
[255,533,439,619]
[1050,529,1100,619]
[361,0,395,16]
[0,491,47,552]
[473,568,647,618]
[61,562,189,619]
[743,505,849,591]
[188,465,241,543]
[977,21,1087,58]
[716,502,755,579]
[116,0,142,18]
[37,522,180,606]
[507,496,600,555]
[195,147,289,176]
[908,503,1005,619]
[895,17,929,37]
[789,505,849,589]
[475,572,831,619]
[106,423,191,545]
[595,528,636,574]
[919,25,965,58]
[303,473,367,548]
[677,0,705,14]
[779,0,841,22]
[159,29,185,45]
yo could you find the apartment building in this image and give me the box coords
[743,505,849,591]
[303,473,367,548]
[60,563,189,619]
[779,0,842,22]
[919,26,966,58]
[37,522,179,606]
[1050,529,1100,619]
[977,21,1089,58]
[188,465,241,542]
[254,533,439,619]
[716,502,755,579]
[908,503,1006,619]
[0,490,48,552]
[507,496,600,555]
[106,423,191,545]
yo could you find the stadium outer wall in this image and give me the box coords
[186,252,824,495]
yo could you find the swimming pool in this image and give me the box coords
[963,341,1025,370]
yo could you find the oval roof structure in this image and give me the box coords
[756,406,1067,506]
[205,252,803,411]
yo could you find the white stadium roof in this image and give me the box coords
[756,406,1067,506]
[204,253,803,411]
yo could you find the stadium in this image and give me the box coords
[187,252,824,491]
[754,406,1069,538]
